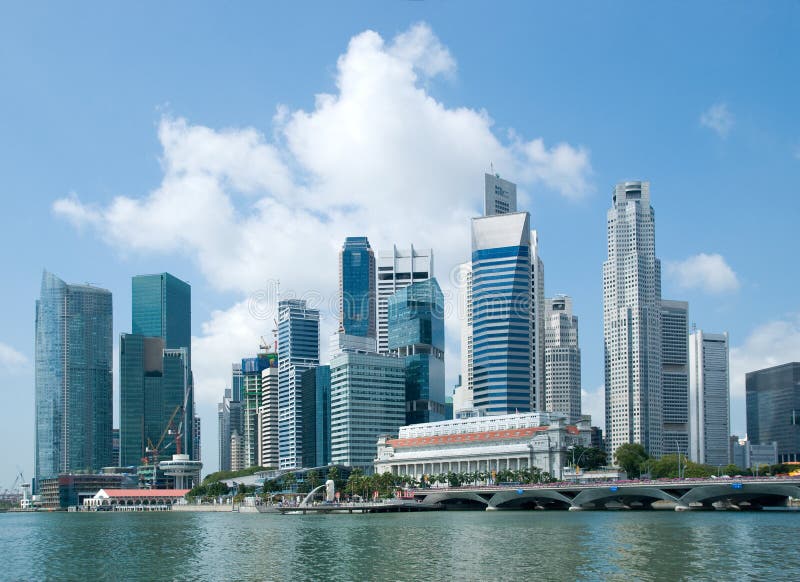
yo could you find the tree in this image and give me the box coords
[570,446,608,471]
[614,443,650,478]
[327,466,343,491]
[306,470,320,492]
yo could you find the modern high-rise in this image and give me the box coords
[746,362,800,463]
[471,211,533,414]
[120,273,196,465]
[688,330,730,465]
[218,388,232,472]
[339,237,376,338]
[301,366,331,468]
[388,278,446,425]
[457,262,473,399]
[530,231,546,411]
[603,181,663,458]
[258,365,280,468]
[543,296,581,423]
[330,350,406,468]
[278,299,320,469]
[243,352,276,468]
[484,172,518,216]
[377,245,433,354]
[661,300,689,457]
[35,271,113,484]
[218,364,244,472]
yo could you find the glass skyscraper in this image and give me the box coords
[689,330,730,465]
[339,237,376,338]
[278,299,320,470]
[470,212,533,414]
[301,366,331,468]
[387,278,446,424]
[661,300,690,457]
[120,272,196,466]
[746,362,800,463]
[35,270,113,484]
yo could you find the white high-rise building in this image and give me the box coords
[531,231,545,411]
[603,181,663,458]
[456,261,473,415]
[257,366,280,468]
[543,296,581,423]
[661,300,690,457]
[377,245,433,354]
[689,330,730,465]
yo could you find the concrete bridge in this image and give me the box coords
[409,477,800,511]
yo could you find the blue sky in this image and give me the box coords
[1,1,799,482]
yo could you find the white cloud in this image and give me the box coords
[53,23,594,405]
[581,385,605,430]
[665,253,740,294]
[700,102,734,138]
[730,315,800,399]
[0,342,28,373]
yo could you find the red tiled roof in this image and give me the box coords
[389,426,551,448]
[102,489,190,497]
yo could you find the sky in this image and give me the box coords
[1,1,799,485]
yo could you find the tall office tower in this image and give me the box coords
[530,231,546,411]
[277,299,320,470]
[330,350,406,468]
[300,366,331,468]
[218,388,232,471]
[339,237,376,338]
[661,300,690,457]
[35,271,113,484]
[747,363,800,463]
[458,262,473,396]
[543,296,582,423]
[471,211,533,414]
[484,172,518,216]
[242,352,276,468]
[603,181,663,458]
[689,330,730,465]
[377,245,433,354]
[258,365,280,468]
[230,432,244,471]
[388,278,446,424]
[120,272,196,464]
[231,362,244,401]
[192,416,201,462]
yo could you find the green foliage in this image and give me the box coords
[614,443,650,478]
[570,446,608,471]
[202,466,271,485]
[648,454,715,479]
[187,480,231,500]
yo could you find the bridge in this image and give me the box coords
[408,476,800,511]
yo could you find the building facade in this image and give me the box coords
[661,300,689,457]
[457,261,474,414]
[471,211,533,415]
[257,366,280,469]
[242,352,276,468]
[339,237,376,338]
[278,299,320,470]
[218,388,232,472]
[603,181,663,458]
[688,330,730,465]
[543,296,581,423]
[301,366,331,468]
[484,172,518,216]
[375,412,591,481]
[388,278,446,425]
[377,245,433,354]
[530,231,546,412]
[330,351,406,469]
[746,362,800,463]
[35,271,113,485]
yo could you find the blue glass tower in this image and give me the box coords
[35,271,113,484]
[278,299,320,469]
[132,273,191,360]
[470,212,533,414]
[301,366,331,468]
[339,237,376,338]
[388,278,446,424]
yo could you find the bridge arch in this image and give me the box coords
[571,487,680,509]
[489,489,574,510]
[679,483,800,507]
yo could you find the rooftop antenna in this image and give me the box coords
[490,162,496,177]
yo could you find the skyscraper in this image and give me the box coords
[543,296,581,423]
[689,330,730,465]
[120,272,196,466]
[388,278,446,424]
[278,299,320,469]
[218,388,232,472]
[603,181,663,458]
[339,237,376,338]
[661,300,689,457]
[300,366,331,468]
[746,363,800,463]
[243,352,276,468]
[35,271,113,484]
[377,246,433,354]
[530,231,546,411]
[471,211,533,414]
[484,172,518,216]
[258,365,280,468]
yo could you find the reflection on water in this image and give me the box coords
[2,511,798,581]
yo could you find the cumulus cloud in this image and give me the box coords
[581,385,605,430]
[665,253,740,294]
[0,342,28,373]
[730,315,800,399]
[52,23,593,405]
[700,102,734,138]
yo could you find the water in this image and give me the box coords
[2,510,799,581]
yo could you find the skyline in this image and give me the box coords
[2,3,800,481]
